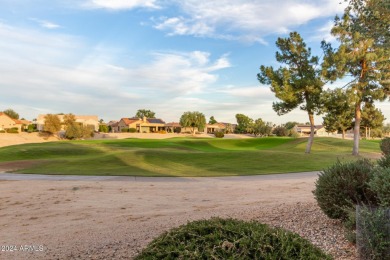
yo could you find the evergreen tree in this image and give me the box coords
[258,32,324,153]
[322,0,390,155]
[321,88,354,139]
[361,103,386,138]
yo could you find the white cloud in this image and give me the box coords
[83,0,160,10]
[219,86,273,99]
[127,51,231,94]
[30,18,62,29]
[310,20,337,43]
[0,22,232,121]
[0,21,321,124]
[154,0,348,43]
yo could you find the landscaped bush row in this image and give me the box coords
[135,218,331,259]
[313,137,390,259]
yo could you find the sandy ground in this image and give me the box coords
[0,173,320,260]
[0,132,57,148]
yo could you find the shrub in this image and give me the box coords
[6,127,19,133]
[27,124,36,133]
[273,126,288,136]
[289,129,300,138]
[380,137,390,155]
[121,128,129,132]
[356,205,390,260]
[378,153,390,168]
[214,131,224,138]
[129,128,137,133]
[65,124,94,139]
[135,218,331,260]
[0,130,5,133]
[369,167,390,207]
[313,159,377,220]
[99,124,109,133]
[158,130,167,134]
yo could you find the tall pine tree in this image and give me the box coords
[322,0,390,155]
[258,32,324,153]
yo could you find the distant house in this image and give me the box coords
[117,117,142,132]
[222,123,237,134]
[205,123,226,134]
[14,119,31,132]
[117,117,166,133]
[293,125,335,136]
[36,114,100,131]
[138,118,166,133]
[165,122,181,133]
[107,120,120,132]
[0,112,19,131]
[0,113,31,132]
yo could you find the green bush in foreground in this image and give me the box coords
[313,159,377,220]
[377,153,390,168]
[380,137,390,155]
[135,218,331,260]
[356,205,390,260]
[369,167,390,207]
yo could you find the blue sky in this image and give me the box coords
[1,0,388,124]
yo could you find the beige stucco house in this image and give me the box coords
[293,125,336,136]
[165,122,181,133]
[138,118,166,133]
[36,114,99,131]
[0,112,18,131]
[117,117,166,133]
[205,123,226,134]
[117,118,143,132]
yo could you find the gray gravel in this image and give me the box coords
[41,202,356,260]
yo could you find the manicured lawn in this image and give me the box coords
[0,137,381,177]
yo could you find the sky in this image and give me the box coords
[1,0,389,124]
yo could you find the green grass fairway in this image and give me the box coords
[0,137,381,177]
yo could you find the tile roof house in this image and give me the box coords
[117,117,142,132]
[205,123,226,134]
[118,117,167,133]
[165,122,181,133]
[107,120,120,132]
[0,112,18,131]
[0,113,31,132]
[138,117,166,133]
[293,125,335,136]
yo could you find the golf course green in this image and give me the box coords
[0,137,381,177]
